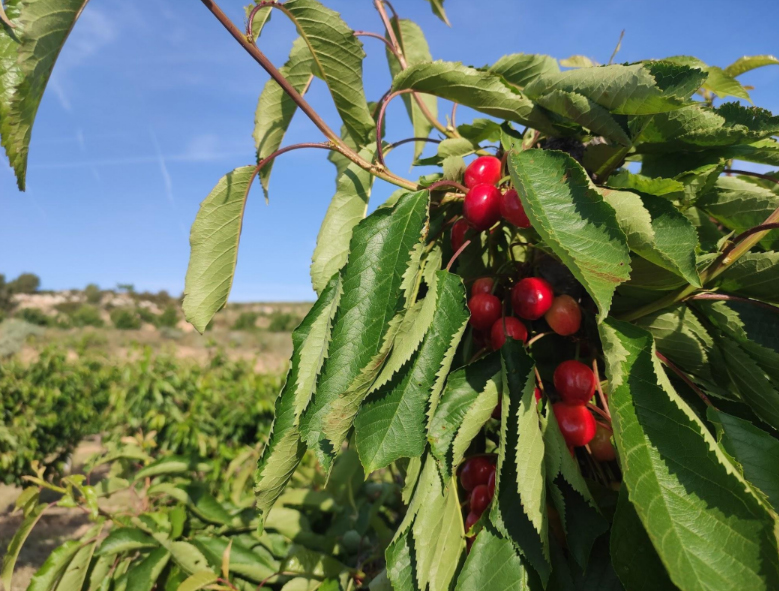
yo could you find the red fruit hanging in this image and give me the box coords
[459,456,494,492]
[463,184,502,231]
[553,403,596,447]
[490,316,528,349]
[471,277,495,296]
[470,484,491,516]
[465,511,480,533]
[487,470,495,500]
[534,387,542,402]
[451,218,469,253]
[500,188,531,228]
[545,295,581,336]
[464,155,502,189]
[468,293,502,331]
[511,277,554,320]
[590,422,616,461]
[553,360,597,404]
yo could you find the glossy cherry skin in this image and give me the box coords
[464,155,502,189]
[465,511,480,533]
[463,184,502,231]
[511,277,554,320]
[490,317,528,349]
[487,470,495,500]
[553,360,597,405]
[468,293,502,331]
[470,484,491,516]
[459,456,494,492]
[471,277,495,296]
[589,423,616,461]
[500,188,531,228]
[451,218,469,253]
[553,403,596,447]
[545,295,582,336]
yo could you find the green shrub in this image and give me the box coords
[268,311,300,332]
[158,305,179,327]
[71,304,104,327]
[0,319,45,357]
[110,307,141,329]
[84,283,102,303]
[7,272,40,294]
[137,306,159,326]
[17,307,52,326]
[54,301,81,314]
[232,311,259,331]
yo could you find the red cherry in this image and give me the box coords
[459,456,494,492]
[451,219,469,253]
[590,423,616,461]
[553,403,596,447]
[470,485,491,516]
[553,360,597,405]
[464,155,502,189]
[545,295,581,336]
[487,470,495,500]
[468,293,502,331]
[534,387,542,402]
[465,511,480,533]
[471,277,495,296]
[512,277,554,320]
[491,399,501,419]
[500,188,531,228]
[463,185,502,231]
[490,317,528,349]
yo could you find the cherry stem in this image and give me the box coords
[687,292,779,314]
[587,402,611,422]
[354,30,401,59]
[591,359,611,419]
[256,142,334,173]
[451,103,459,128]
[655,351,714,408]
[595,420,613,432]
[526,332,552,347]
[446,239,472,272]
[722,223,779,257]
[386,137,442,151]
[246,1,277,40]
[427,180,469,194]
[376,89,414,168]
[724,168,779,185]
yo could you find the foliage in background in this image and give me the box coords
[110,307,141,330]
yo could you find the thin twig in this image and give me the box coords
[587,402,611,422]
[257,142,333,172]
[607,29,625,65]
[386,136,441,151]
[722,223,779,256]
[451,103,458,128]
[688,292,779,314]
[446,239,471,271]
[427,179,469,194]
[376,89,414,167]
[527,332,552,347]
[655,352,714,408]
[246,1,277,40]
[591,359,610,419]
[725,168,779,185]
[354,30,401,58]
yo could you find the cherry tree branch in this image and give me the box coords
[354,30,401,58]
[426,180,469,194]
[386,136,441,151]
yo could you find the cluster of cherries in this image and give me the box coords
[458,455,497,539]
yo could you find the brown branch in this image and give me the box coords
[655,352,714,408]
[246,1,277,40]
[354,30,401,58]
[386,136,441,151]
[377,89,414,167]
[687,292,779,314]
[725,169,779,185]
[451,103,459,128]
[256,142,334,173]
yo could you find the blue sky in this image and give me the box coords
[1,0,778,301]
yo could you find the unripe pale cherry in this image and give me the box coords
[553,360,597,404]
[512,277,554,320]
[459,456,494,492]
[490,316,528,349]
[545,295,582,336]
[451,218,469,253]
[468,293,502,331]
[464,155,502,188]
[463,184,502,231]
[471,277,495,296]
[589,422,616,461]
[470,484,491,516]
[500,188,531,228]
[553,403,596,447]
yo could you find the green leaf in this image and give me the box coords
[168,541,211,576]
[724,55,779,77]
[0,0,22,148]
[600,189,700,286]
[254,37,314,198]
[193,536,277,583]
[177,570,219,591]
[57,538,98,591]
[708,408,779,510]
[125,547,171,591]
[282,545,346,580]
[611,486,676,591]
[664,56,750,101]
[300,190,430,473]
[559,55,597,68]
[429,354,501,479]
[457,119,502,144]
[606,169,685,197]
[183,166,258,333]
[489,53,559,89]
[135,455,194,480]
[508,149,631,321]
[27,540,82,591]
[255,275,341,526]
[281,0,375,145]
[534,90,631,146]
[386,18,437,160]
[524,62,705,115]
[311,145,376,295]
[246,3,272,42]
[97,528,159,556]
[180,485,233,525]
[600,318,779,591]
[490,340,550,585]
[0,0,89,190]
[355,270,469,472]
[1,501,46,590]
[422,0,450,26]
[454,526,537,590]
[697,176,779,251]
[714,252,779,304]
[392,61,557,134]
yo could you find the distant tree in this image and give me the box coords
[84,283,101,304]
[158,306,179,328]
[8,273,40,294]
[0,275,11,311]
[110,308,141,330]
[268,312,300,333]
[232,311,259,331]
[137,307,159,326]
[71,305,104,328]
[17,307,51,326]
[117,283,135,294]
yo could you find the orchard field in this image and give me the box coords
[3,1,779,590]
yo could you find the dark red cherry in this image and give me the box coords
[451,218,469,253]
[589,423,616,461]
[545,295,581,336]
[553,403,596,448]
[463,184,502,231]
[459,456,494,492]
[471,277,495,296]
[465,511,480,533]
[491,399,501,419]
[500,188,531,228]
[490,317,528,349]
[553,360,597,405]
[464,155,502,189]
[511,277,554,320]
[468,293,502,331]
[487,470,495,500]
[534,387,542,402]
[470,485,491,516]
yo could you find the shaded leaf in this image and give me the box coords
[27,540,82,591]
[535,90,631,146]
[193,536,278,583]
[714,252,779,304]
[489,53,559,89]
[454,526,536,590]
[125,547,171,591]
[96,528,158,556]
